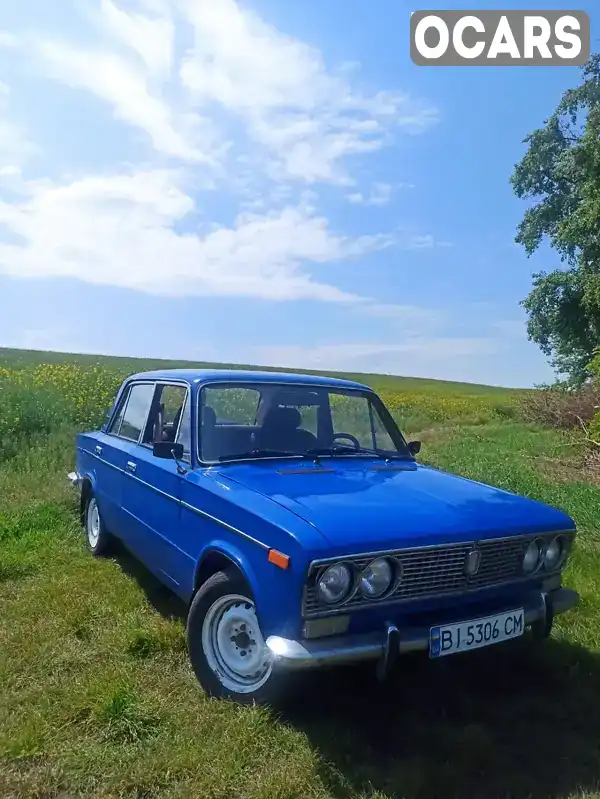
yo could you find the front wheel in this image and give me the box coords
[186,570,284,704]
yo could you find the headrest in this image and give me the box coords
[263,405,301,430]
[202,406,216,426]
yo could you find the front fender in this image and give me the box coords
[194,539,306,639]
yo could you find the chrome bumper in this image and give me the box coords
[67,471,81,487]
[266,587,579,672]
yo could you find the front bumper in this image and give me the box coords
[266,587,579,671]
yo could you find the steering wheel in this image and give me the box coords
[332,432,361,450]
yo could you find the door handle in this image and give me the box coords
[95,445,103,456]
[126,461,137,473]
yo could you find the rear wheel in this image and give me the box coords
[186,570,284,705]
[84,494,112,556]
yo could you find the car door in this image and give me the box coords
[119,381,190,591]
[99,381,157,549]
[86,381,147,541]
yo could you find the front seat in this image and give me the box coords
[256,406,317,452]
[200,405,218,460]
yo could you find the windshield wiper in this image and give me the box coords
[303,446,409,461]
[303,445,386,459]
[303,445,361,458]
[218,449,298,463]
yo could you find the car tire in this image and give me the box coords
[186,570,285,705]
[84,494,112,556]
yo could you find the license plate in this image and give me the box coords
[429,608,524,658]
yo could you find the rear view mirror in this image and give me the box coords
[407,440,421,456]
[153,441,185,461]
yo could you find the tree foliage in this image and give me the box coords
[511,55,600,385]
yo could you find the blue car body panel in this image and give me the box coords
[218,459,574,552]
[74,369,577,643]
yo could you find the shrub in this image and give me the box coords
[588,349,600,447]
[518,350,600,472]
[518,383,600,430]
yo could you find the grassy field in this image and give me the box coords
[1,348,600,799]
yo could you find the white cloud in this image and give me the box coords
[395,229,455,251]
[8,0,438,182]
[0,169,388,301]
[0,0,442,309]
[95,0,174,78]
[177,0,438,182]
[0,30,16,48]
[347,182,392,206]
[34,39,217,163]
[256,338,498,374]
[362,303,444,326]
[0,82,38,168]
[2,0,439,184]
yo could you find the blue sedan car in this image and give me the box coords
[69,369,579,704]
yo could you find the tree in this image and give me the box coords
[511,55,600,385]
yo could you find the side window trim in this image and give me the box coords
[135,382,159,445]
[174,390,192,463]
[367,400,377,451]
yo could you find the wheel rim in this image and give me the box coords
[201,594,273,694]
[87,499,100,548]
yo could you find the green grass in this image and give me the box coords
[1,349,599,798]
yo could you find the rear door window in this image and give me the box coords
[115,384,155,442]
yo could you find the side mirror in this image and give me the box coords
[153,441,185,461]
[407,440,421,456]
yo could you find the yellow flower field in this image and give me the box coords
[0,359,518,457]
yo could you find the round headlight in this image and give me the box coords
[360,557,394,598]
[523,539,542,574]
[317,563,353,605]
[544,536,565,570]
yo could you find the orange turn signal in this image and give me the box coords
[268,549,290,570]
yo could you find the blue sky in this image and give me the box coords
[0,0,595,387]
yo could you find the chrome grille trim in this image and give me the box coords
[302,531,575,618]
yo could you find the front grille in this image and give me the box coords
[303,532,573,618]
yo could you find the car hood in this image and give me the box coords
[219,459,575,554]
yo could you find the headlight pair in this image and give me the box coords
[316,557,396,606]
[522,535,568,575]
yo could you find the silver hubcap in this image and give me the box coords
[87,499,100,548]
[202,594,273,694]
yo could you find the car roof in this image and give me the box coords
[126,368,372,391]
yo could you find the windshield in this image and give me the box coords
[198,383,409,463]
